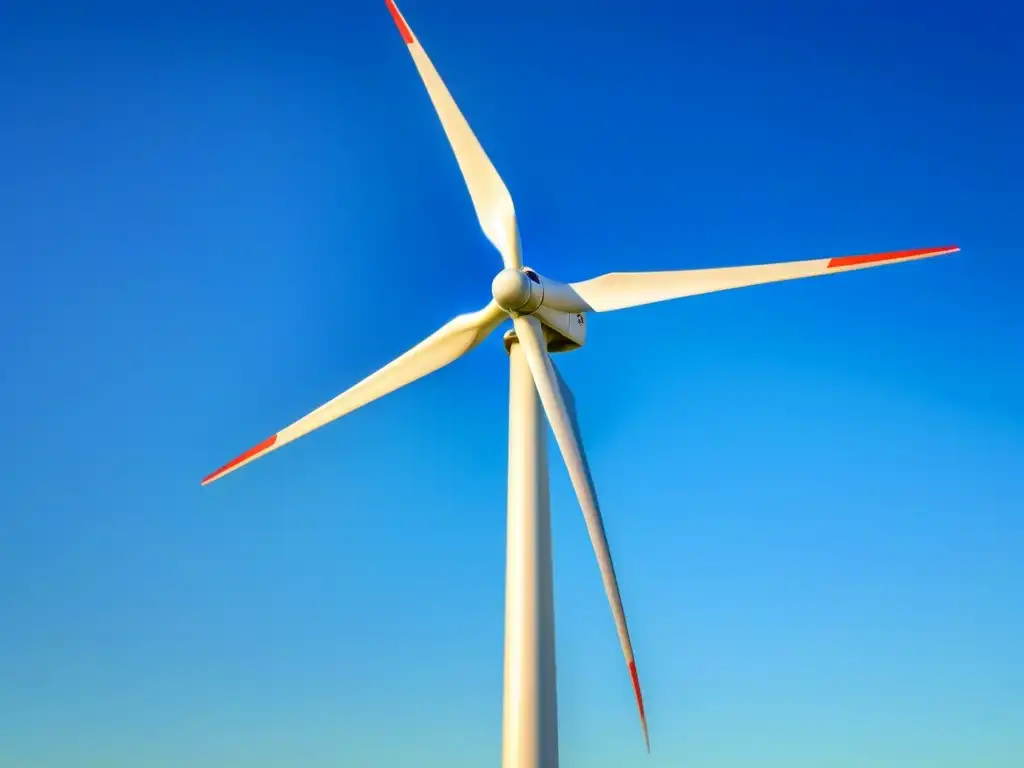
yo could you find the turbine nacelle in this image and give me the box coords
[492,267,589,314]
[492,267,587,352]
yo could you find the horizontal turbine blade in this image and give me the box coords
[555,245,959,313]
[202,301,506,486]
[511,315,650,752]
[386,0,521,270]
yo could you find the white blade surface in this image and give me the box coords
[512,315,650,752]
[203,301,506,486]
[557,245,959,313]
[386,0,521,270]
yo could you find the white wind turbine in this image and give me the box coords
[201,2,960,765]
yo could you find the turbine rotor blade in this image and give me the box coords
[202,301,507,486]
[511,315,650,752]
[551,245,960,313]
[386,0,522,270]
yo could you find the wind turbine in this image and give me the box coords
[201,2,959,765]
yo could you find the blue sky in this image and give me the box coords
[1,0,1021,765]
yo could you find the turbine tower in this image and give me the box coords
[201,3,959,765]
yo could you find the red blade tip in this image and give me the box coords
[201,435,278,486]
[385,0,414,44]
[826,245,960,269]
[629,660,650,753]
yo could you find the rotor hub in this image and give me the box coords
[491,268,534,312]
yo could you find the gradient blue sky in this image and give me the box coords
[2,0,1022,765]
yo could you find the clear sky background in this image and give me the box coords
[2,0,1022,766]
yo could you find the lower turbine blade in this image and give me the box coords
[511,315,650,752]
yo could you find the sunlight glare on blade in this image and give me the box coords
[385,0,521,270]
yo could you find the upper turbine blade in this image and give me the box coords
[202,301,506,486]
[385,0,521,270]
[511,315,650,752]
[554,245,960,313]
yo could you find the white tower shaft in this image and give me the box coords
[502,337,559,768]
